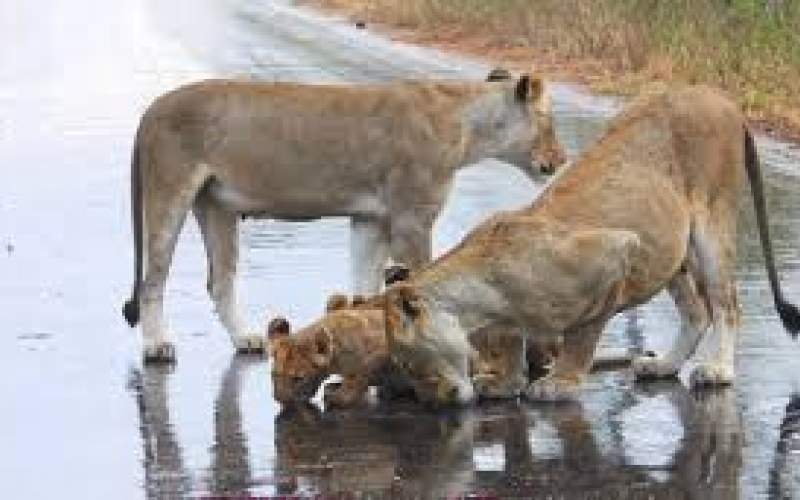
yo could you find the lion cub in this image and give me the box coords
[268,294,413,408]
[470,325,560,399]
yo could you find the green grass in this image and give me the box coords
[314,0,800,134]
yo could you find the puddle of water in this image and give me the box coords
[1,0,799,498]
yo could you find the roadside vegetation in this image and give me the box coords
[307,0,800,138]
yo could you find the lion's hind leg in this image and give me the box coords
[633,267,711,380]
[687,214,740,387]
[193,191,259,353]
[140,165,210,363]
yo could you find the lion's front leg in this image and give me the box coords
[388,209,435,271]
[525,321,606,402]
[350,216,390,294]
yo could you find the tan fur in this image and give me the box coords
[269,295,410,407]
[123,75,566,362]
[273,292,563,404]
[470,326,560,398]
[385,85,800,405]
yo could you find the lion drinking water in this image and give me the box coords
[384,85,800,405]
[268,294,413,407]
[267,294,548,406]
[268,285,628,406]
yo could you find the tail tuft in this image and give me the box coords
[777,299,800,338]
[123,298,140,327]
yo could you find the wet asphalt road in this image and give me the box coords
[2,0,800,498]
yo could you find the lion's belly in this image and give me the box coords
[207,180,387,220]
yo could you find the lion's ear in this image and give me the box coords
[311,326,333,367]
[267,316,291,340]
[384,283,422,345]
[325,293,350,312]
[515,74,544,103]
[384,263,411,286]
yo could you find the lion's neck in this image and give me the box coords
[417,267,510,334]
[412,83,491,171]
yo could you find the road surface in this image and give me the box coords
[1,0,799,497]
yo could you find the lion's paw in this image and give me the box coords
[235,335,267,355]
[632,354,679,381]
[524,376,580,402]
[143,342,177,364]
[323,382,369,409]
[690,363,733,388]
[474,374,526,400]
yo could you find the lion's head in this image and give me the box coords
[384,283,475,406]
[268,315,334,405]
[482,69,567,176]
[470,326,528,399]
[268,293,387,406]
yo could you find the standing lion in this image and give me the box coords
[121,74,566,362]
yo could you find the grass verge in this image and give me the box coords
[304,0,800,140]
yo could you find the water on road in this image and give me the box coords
[1,0,799,498]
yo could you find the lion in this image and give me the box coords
[269,296,542,405]
[384,85,800,405]
[270,289,629,404]
[268,294,415,407]
[120,72,567,362]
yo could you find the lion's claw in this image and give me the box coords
[690,363,733,388]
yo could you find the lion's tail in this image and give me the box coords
[122,133,143,327]
[744,127,800,337]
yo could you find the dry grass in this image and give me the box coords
[306,0,800,139]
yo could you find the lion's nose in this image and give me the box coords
[539,162,556,175]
